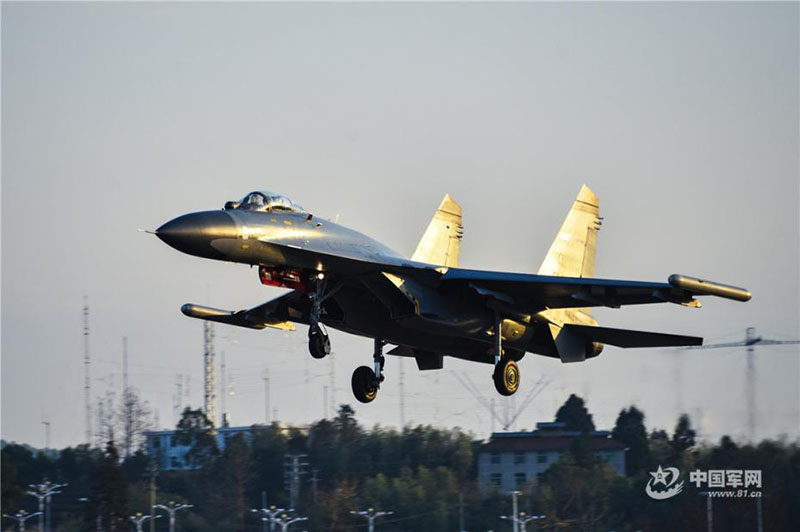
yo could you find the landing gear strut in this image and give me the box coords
[492,313,519,396]
[308,273,331,359]
[351,339,385,403]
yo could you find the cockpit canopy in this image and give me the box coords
[224,191,305,213]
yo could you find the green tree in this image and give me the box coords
[612,406,650,476]
[555,394,595,432]
[670,414,696,459]
[90,441,127,532]
[175,407,219,467]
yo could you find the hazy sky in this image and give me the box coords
[3,2,798,450]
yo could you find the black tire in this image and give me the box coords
[493,359,520,396]
[308,329,331,359]
[351,366,378,403]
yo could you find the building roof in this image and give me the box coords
[479,424,627,452]
[481,435,626,452]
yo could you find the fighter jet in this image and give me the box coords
[155,186,750,403]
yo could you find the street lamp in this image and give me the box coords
[26,481,66,532]
[517,512,546,532]
[350,508,394,532]
[154,501,193,532]
[250,505,288,532]
[273,513,307,532]
[130,512,161,532]
[3,510,42,532]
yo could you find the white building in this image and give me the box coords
[477,422,627,492]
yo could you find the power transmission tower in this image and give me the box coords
[683,327,800,440]
[83,297,92,445]
[203,322,217,429]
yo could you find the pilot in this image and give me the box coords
[243,193,265,210]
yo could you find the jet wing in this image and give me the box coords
[440,269,750,314]
[180,291,307,330]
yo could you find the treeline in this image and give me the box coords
[3,397,800,531]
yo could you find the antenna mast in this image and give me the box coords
[83,296,92,444]
[203,322,217,428]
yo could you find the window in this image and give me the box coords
[490,473,502,487]
[515,473,527,487]
[152,437,160,449]
[514,452,526,464]
[490,452,501,465]
[537,452,547,464]
[170,456,180,469]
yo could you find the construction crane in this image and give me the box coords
[684,327,800,441]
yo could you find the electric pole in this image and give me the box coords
[154,501,193,532]
[350,508,394,532]
[284,454,307,510]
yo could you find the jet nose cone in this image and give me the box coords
[157,211,238,260]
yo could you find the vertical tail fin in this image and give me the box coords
[537,184,601,278]
[412,194,463,267]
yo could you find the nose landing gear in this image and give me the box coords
[307,273,333,359]
[351,339,385,403]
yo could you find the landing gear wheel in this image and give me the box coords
[351,366,378,403]
[308,327,331,359]
[493,359,520,396]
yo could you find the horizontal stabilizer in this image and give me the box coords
[563,324,702,348]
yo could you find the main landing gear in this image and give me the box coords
[351,339,385,403]
[308,273,331,359]
[492,313,519,396]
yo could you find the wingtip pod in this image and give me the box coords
[668,274,752,302]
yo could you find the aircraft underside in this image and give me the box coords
[157,187,750,404]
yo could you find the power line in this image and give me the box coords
[683,326,800,441]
